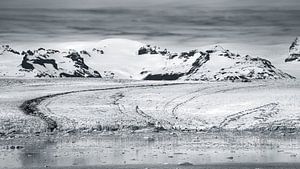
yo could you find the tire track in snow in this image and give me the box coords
[110,92,128,116]
[162,86,217,127]
[110,88,173,129]
[219,102,279,129]
[135,106,173,129]
[41,96,79,130]
[110,90,148,127]
[19,83,186,132]
[167,84,267,130]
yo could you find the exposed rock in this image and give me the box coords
[20,48,101,78]
[0,39,295,81]
[92,48,104,54]
[0,45,20,55]
[179,50,198,59]
[65,51,88,70]
[186,52,210,74]
[103,71,115,79]
[144,45,294,82]
[138,45,176,57]
[16,145,24,149]
[80,50,91,57]
[178,162,194,166]
[285,37,300,62]
[21,56,34,70]
[144,73,184,80]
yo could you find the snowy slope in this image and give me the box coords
[0,39,168,79]
[0,46,101,78]
[285,37,300,62]
[0,39,295,81]
[0,45,26,77]
[81,39,168,79]
[20,48,101,78]
[144,45,294,82]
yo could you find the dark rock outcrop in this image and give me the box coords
[21,56,34,70]
[138,45,176,57]
[143,46,295,82]
[0,45,20,55]
[92,48,104,54]
[20,48,101,78]
[285,37,300,62]
[21,49,59,71]
[144,73,185,80]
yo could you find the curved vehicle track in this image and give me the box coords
[19,83,186,132]
[163,84,267,130]
[19,81,299,133]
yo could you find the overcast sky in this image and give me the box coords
[1,0,300,10]
[0,0,299,51]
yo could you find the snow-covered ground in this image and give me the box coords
[0,78,299,136]
[0,78,129,135]
[0,78,299,168]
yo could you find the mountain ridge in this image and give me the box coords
[0,39,295,81]
[285,37,300,62]
[144,45,294,82]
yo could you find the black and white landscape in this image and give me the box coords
[0,0,300,169]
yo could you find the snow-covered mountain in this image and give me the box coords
[143,45,294,82]
[0,39,295,81]
[81,39,167,79]
[0,45,101,78]
[285,37,300,62]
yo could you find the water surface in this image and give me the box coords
[1,133,300,168]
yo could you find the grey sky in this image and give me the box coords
[1,0,300,10]
[0,0,299,50]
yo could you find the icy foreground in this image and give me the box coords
[0,39,294,81]
[0,78,299,137]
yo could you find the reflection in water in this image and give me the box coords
[0,133,300,168]
[19,138,58,168]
